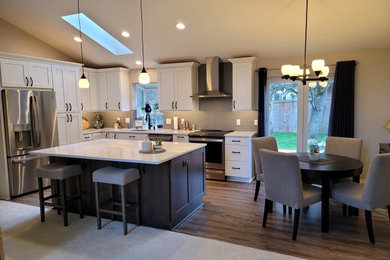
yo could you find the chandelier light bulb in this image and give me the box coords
[281,65,292,76]
[319,66,329,77]
[319,81,328,88]
[290,65,300,77]
[312,59,325,75]
[309,82,317,88]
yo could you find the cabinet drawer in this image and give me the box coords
[225,144,248,162]
[116,133,148,140]
[83,134,93,141]
[225,137,249,146]
[225,161,249,178]
[92,132,103,140]
[173,135,189,142]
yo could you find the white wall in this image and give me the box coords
[260,48,390,177]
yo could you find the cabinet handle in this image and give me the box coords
[105,102,108,109]
[182,161,188,167]
[84,136,90,139]
[232,167,241,170]
[232,151,241,154]
[232,140,241,143]
[70,114,73,122]
[177,136,184,139]
[66,114,69,122]
[114,133,117,139]
[233,100,236,109]
[25,77,29,86]
[69,103,72,111]
[105,133,108,138]
[175,101,177,109]
[118,102,120,110]
[171,101,174,109]
[81,102,83,110]
[30,77,33,86]
[128,135,135,138]
[65,103,69,111]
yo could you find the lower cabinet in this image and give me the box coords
[225,135,254,182]
[57,113,82,145]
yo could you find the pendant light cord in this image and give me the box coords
[140,0,145,69]
[303,0,308,81]
[78,0,85,74]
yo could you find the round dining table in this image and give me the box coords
[294,152,364,233]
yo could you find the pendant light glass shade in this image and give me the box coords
[281,64,292,76]
[312,59,325,73]
[299,68,310,77]
[319,66,329,77]
[290,65,300,77]
[79,73,90,88]
[139,67,150,84]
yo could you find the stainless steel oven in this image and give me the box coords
[189,130,232,180]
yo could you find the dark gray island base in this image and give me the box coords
[52,147,205,230]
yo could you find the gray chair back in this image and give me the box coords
[251,136,278,175]
[259,149,303,208]
[362,153,390,209]
[325,136,363,160]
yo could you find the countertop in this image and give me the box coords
[83,128,193,135]
[30,139,206,165]
[225,131,257,137]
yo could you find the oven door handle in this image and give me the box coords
[189,137,224,143]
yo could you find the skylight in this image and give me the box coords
[61,13,133,55]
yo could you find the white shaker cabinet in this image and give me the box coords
[0,58,53,89]
[52,65,81,113]
[228,57,258,111]
[57,113,83,145]
[80,68,99,111]
[157,62,199,111]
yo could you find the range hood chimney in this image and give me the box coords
[192,57,232,98]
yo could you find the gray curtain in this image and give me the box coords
[258,68,267,136]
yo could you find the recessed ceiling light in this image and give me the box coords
[176,23,185,30]
[136,60,142,65]
[121,31,130,37]
[74,36,82,42]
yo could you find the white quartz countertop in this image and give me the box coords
[30,139,206,165]
[225,131,257,137]
[83,128,192,135]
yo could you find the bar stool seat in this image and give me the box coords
[93,166,141,235]
[36,163,83,227]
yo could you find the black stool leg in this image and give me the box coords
[60,180,68,226]
[136,180,141,226]
[292,209,301,241]
[387,206,390,219]
[283,205,286,214]
[78,175,84,219]
[95,182,101,229]
[121,185,127,235]
[56,180,61,215]
[38,177,45,222]
[365,210,375,244]
[288,207,292,215]
[254,181,260,201]
[343,204,347,217]
[262,199,272,227]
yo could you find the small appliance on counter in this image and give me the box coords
[93,114,104,129]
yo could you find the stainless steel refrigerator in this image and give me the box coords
[2,89,58,197]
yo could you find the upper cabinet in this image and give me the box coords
[80,68,99,111]
[228,57,258,111]
[52,65,81,113]
[97,68,132,111]
[0,58,53,89]
[157,62,199,111]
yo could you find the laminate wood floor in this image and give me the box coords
[9,181,390,259]
[175,180,390,260]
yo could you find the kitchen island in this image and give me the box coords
[30,139,206,230]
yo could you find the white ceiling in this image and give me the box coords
[0,0,389,68]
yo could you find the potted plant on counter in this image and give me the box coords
[309,144,320,161]
[154,138,163,152]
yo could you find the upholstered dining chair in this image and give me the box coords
[326,136,363,215]
[331,153,390,244]
[251,136,278,202]
[259,149,322,240]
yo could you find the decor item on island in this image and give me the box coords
[154,138,163,152]
[138,0,150,84]
[93,114,104,129]
[114,117,121,130]
[280,0,329,86]
[82,117,90,130]
[76,0,89,88]
[309,144,320,161]
[142,138,153,153]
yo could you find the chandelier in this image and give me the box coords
[281,0,329,86]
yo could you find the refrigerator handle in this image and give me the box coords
[30,96,41,147]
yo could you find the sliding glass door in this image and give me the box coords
[267,78,333,152]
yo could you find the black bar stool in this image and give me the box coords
[93,166,140,235]
[36,163,83,226]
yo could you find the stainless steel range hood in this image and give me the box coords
[192,57,232,98]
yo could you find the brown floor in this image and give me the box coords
[9,181,390,259]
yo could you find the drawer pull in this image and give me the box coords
[177,136,184,138]
[232,140,241,143]
[84,136,90,139]
[128,135,136,138]
[232,167,241,170]
[232,151,241,154]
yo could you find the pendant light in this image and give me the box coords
[280,0,329,85]
[138,0,150,84]
[77,0,89,88]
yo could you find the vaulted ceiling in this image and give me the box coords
[0,0,389,68]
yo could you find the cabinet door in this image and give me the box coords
[0,59,29,87]
[68,113,82,144]
[118,70,130,111]
[107,71,121,111]
[158,68,175,111]
[79,71,91,111]
[52,66,67,113]
[170,154,190,219]
[57,113,69,145]
[232,63,252,111]
[175,67,192,111]
[28,62,52,89]
[189,148,205,201]
[98,72,108,110]
[88,71,100,111]
[63,67,80,112]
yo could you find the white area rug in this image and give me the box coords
[0,200,301,260]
